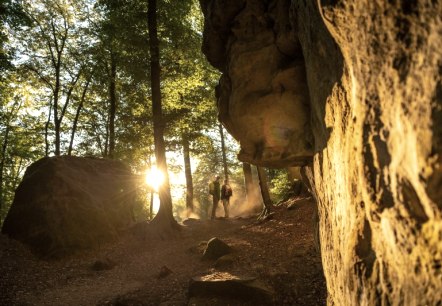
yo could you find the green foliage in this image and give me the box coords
[0,0,240,224]
[268,168,293,203]
[0,73,45,224]
[0,0,30,75]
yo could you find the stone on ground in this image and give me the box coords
[188,272,274,304]
[202,237,231,260]
[1,156,137,258]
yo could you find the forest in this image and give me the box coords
[5,0,435,304]
[0,0,294,226]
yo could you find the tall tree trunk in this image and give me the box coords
[54,59,61,156]
[148,0,177,229]
[108,52,117,158]
[45,102,52,157]
[104,115,109,157]
[68,78,91,155]
[150,191,154,220]
[0,126,10,214]
[54,69,81,156]
[242,162,254,205]
[257,166,273,219]
[182,134,194,213]
[148,154,154,220]
[11,157,24,191]
[219,123,228,180]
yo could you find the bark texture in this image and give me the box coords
[148,0,177,229]
[200,0,442,304]
[182,134,194,212]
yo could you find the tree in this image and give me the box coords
[257,166,273,220]
[147,0,178,230]
[0,90,21,216]
[219,123,228,180]
[0,75,45,223]
[0,0,29,75]
[182,133,194,212]
[67,72,92,155]
[242,162,255,206]
[20,0,90,156]
[1,0,229,225]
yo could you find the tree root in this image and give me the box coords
[257,207,274,222]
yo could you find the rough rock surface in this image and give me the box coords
[201,0,442,304]
[200,0,313,167]
[202,237,232,260]
[1,156,136,258]
[189,272,274,304]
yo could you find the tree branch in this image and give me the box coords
[59,66,82,123]
[23,64,54,91]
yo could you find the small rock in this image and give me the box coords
[157,265,173,279]
[202,238,231,260]
[91,258,116,271]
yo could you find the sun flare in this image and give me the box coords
[145,166,165,192]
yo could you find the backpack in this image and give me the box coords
[209,182,215,195]
[226,186,232,197]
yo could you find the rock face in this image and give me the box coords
[1,156,136,258]
[201,0,313,167]
[201,0,442,305]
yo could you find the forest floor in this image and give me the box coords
[0,196,326,306]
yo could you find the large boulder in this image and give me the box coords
[1,156,136,258]
[201,0,442,304]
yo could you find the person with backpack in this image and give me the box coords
[209,175,221,220]
[221,179,233,218]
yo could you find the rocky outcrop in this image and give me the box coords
[201,0,442,304]
[1,156,136,258]
[201,0,313,167]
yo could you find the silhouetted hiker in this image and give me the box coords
[221,179,232,218]
[209,175,221,220]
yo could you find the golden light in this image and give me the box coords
[145,166,165,192]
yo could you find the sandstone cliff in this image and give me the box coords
[200,0,442,304]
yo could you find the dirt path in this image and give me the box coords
[0,197,326,305]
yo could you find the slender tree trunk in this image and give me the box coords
[45,102,52,157]
[147,154,154,220]
[182,134,194,212]
[108,52,117,158]
[148,0,177,229]
[54,60,61,156]
[11,157,24,191]
[242,162,254,205]
[257,166,272,218]
[104,115,109,157]
[150,191,154,220]
[68,78,91,155]
[219,123,228,180]
[0,126,10,214]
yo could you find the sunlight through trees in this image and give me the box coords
[0,0,293,226]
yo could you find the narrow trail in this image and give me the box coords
[0,197,326,305]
